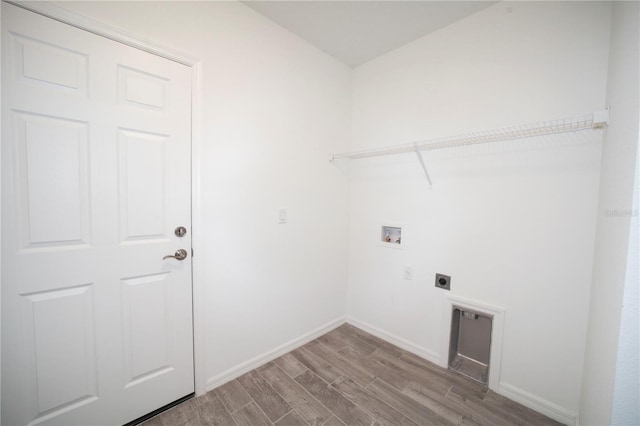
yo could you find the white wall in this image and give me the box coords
[581,2,640,425]
[347,2,611,423]
[52,0,352,389]
[10,2,635,423]
[611,148,639,426]
[0,3,3,422]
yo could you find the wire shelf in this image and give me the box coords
[331,109,608,161]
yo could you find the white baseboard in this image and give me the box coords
[205,315,576,426]
[346,316,440,365]
[347,317,576,425]
[205,315,347,391]
[498,382,577,425]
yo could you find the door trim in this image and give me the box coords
[1,0,207,397]
[4,0,196,65]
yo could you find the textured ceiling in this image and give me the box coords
[242,1,496,67]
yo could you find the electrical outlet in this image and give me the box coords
[435,273,451,290]
[278,208,287,224]
[404,265,413,280]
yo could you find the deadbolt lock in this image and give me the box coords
[175,226,187,237]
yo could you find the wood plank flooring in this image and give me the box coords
[142,324,562,426]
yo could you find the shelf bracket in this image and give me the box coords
[592,107,610,128]
[414,144,433,188]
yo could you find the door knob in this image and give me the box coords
[163,249,188,261]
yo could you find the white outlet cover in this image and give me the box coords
[278,208,287,224]
[404,265,413,280]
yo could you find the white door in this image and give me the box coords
[1,4,194,425]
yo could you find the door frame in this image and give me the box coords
[0,0,207,397]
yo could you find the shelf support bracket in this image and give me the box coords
[414,144,433,188]
[593,107,610,128]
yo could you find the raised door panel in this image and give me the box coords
[9,32,88,95]
[21,285,98,423]
[122,273,173,388]
[12,111,91,251]
[118,129,169,243]
[118,65,169,112]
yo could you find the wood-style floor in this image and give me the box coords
[143,324,562,426]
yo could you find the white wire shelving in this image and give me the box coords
[330,108,609,187]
